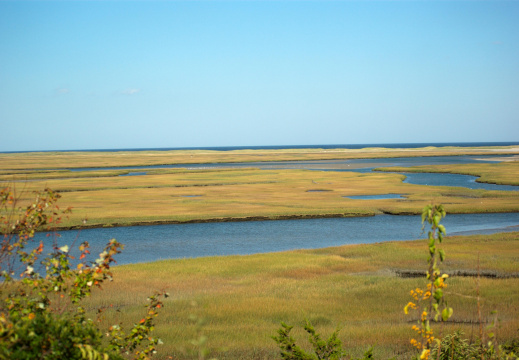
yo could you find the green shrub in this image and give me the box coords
[272,321,345,360]
[430,331,480,360]
[431,330,519,360]
[1,310,124,360]
[0,186,166,359]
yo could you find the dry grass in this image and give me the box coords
[79,231,519,359]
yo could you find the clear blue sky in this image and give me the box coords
[1,1,518,151]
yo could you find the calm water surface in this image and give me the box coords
[35,213,519,265]
[402,172,519,191]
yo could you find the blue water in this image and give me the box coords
[4,142,519,154]
[322,155,512,175]
[120,172,147,176]
[32,213,519,265]
[402,173,519,191]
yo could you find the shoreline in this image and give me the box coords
[48,208,519,232]
[58,212,376,231]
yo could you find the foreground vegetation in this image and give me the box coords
[0,188,170,359]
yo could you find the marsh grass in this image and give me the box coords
[78,232,519,359]
[3,166,519,229]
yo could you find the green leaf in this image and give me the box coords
[421,212,427,223]
[433,289,443,302]
[428,237,435,247]
[441,307,453,321]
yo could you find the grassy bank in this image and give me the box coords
[80,231,519,359]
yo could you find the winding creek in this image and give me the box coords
[75,154,519,191]
[36,213,519,265]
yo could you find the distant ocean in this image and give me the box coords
[0,141,519,154]
[3,142,519,154]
